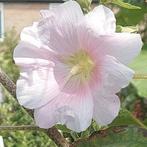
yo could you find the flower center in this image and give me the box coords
[66,50,94,81]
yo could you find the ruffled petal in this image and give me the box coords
[14,21,55,66]
[40,10,54,19]
[13,41,53,67]
[16,67,60,109]
[20,21,55,56]
[101,55,134,93]
[34,87,93,132]
[84,5,116,35]
[99,55,134,93]
[21,22,46,49]
[38,0,84,55]
[98,33,143,64]
[93,92,120,126]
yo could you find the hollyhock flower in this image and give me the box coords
[13,1,143,132]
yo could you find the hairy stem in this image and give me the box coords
[0,68,69,147]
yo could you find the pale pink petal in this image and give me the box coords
[78,7,142,65]
[38,1,84,55]
[93,92,120,126]
[99,55,134,93]
[14,21,56,66]
[13,42,53,66]
[21,22,43,48]
[84,5,116,35]
[77,25,106,57]
[34,87,93,132]
[20,22,55,56]
[40,10,54,19]
[41,1,83,22]
[53,58,90,94]
[54,60,80,94]
[16,67,60,109]
[99,33,143,64]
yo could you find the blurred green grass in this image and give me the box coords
[129,44,147,97]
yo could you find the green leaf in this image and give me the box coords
[56,124,71,133]
[110,109,147,129]
[116,25,122,32]
[100,0,141,9]
[75,127,147,147]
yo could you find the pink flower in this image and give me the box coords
[13,1,143,132]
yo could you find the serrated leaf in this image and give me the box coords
[75,127,147,147]
[110,109,147,129]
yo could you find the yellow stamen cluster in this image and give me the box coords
[65,50,94,81]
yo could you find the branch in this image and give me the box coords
[0,68,33,117]
[0,68,69,147]
[0,125,43,131]
[0,68,16,97]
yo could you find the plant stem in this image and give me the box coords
[0,68,33,117]
[0,125,43,131]
[0,68,69,147]
[133,74,147,79]
[0,68,16,97]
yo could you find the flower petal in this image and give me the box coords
[53,58,90,94]
[34,87,93,132]
[100,55,134,93]
[99,33,143,64]
[20,22,56,56]
[40,10,54,19]
[93,92,120,126]
[84,5,116,35]
[38,0,84,55]
[13,41,52,66]
[21,22,43,48]
[16,67,60,109]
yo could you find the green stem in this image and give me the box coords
[133,74,147,80]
